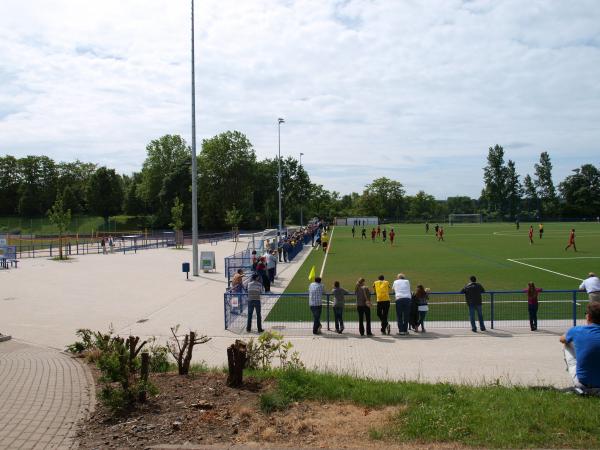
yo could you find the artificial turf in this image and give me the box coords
[266,222,599,322]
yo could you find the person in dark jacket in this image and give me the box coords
[460,275,487,332]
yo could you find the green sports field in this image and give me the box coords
[265,222,599,323]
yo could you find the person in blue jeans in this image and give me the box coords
[460,275,486,332]
[331,281,349,334]
[392,273,412,335]
[246,274,264,333]
[309,277,324,334]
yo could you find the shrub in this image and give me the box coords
[245,331,304,371]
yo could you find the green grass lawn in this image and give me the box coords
[256,368,600,448]
[266,222,600,322]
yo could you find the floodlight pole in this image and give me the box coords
[277,118,284,249]
[191,0,199,276]
[299,152,304,226]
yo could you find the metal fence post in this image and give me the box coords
[224,293,228,330]
[572,290,577,326]
[326,294,330,331]
[490,292,494,330]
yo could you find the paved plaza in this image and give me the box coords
[0,236,579,447]
[0,340,93,449]
[1,237,574,388]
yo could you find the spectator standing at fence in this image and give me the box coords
[251,250,258,271]
[373,275,391,335]
[108,235,114,253]
[524,282,542,331]
[231,269,244,292]
[355,278,373,336]
[461,276,486,332]
[579,273,600,303]
[393,273,412,335]
[413,285,429,332]
[283,240,291,262]
[246,274,264,333]
[256,257,270,292]
[559,302,600,393]
[267,251,277,284]
[332,281,349,334]
[309,277,324,335]
[277,239,284,262]
[101,236,107,254]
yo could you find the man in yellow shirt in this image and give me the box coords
[373,275,391,335]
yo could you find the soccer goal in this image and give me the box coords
[448,214,483,225]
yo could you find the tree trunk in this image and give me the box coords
[226,340,247,387]
[139,352,149,403]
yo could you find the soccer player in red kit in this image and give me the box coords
[528,226,534,245]
[389,229,395,245]
[565,229,577,252]
[371,228,376,242]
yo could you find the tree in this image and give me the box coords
[505,160,522,220]
[17,156,58,216]
[482,145,507,215]
[87,167,124,228]
[56,160,96,213]
[360,177,405,220]
[123,173,146,216]
[447,196,476,214]
[47,194,72,260]
[199,131,257,229]
[559,164,600,217]
[522,174,539,218]
[0,156,20,215]
[169,197,185,248]
[225,204,243,229]
[534,151,558,217]
[138,135,191,216]
[407,191,436,220]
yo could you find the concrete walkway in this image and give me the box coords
[0,339,93,449]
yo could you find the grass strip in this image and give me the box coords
[254,368,600,448]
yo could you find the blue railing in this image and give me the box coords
[224,289,590,334]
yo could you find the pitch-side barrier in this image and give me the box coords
[224,289,590,334]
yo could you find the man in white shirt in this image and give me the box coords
[392,273,412,335]
[579,273,600,303]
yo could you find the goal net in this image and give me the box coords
[448,214,482,225]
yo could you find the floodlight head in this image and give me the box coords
[278,118,285,124]
[300,152,304,156]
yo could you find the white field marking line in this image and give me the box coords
[506,258,584,281]
[494,230,600,236]
[513,257,600,261]
[319,226,335,278]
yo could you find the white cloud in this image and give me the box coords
[0,0,599,197]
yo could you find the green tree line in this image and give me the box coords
[1,134,598,230]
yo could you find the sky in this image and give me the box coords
[1,0,599,198]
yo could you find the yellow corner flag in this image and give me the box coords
[308,265,316,282]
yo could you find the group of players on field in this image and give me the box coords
[526,223,578,251]
[350,221,579,251]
